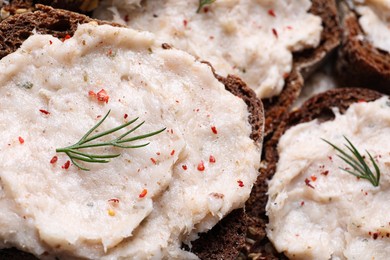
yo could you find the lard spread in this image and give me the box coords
[348,0,390,52]
[94,0,323,99]
[267,97,390,259]
[0,23,261,259]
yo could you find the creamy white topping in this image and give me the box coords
[0,23,261,259]
[94,0,322,99]
[348,0,390,52]
[267,97,390,259]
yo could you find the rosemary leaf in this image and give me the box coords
[322,136,380,187]
[56,110,166,171]
[197,0,216,13]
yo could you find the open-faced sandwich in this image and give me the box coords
[337,0,390,93]
[0,5,264,259]
[246,88,389,259]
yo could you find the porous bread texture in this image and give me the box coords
[337,2,390,94]
[0,5,264,260]
[242,88,383,259]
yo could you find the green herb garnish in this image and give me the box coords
[56,110,166,171]
[322,136,380,187]
[196,0,216,13]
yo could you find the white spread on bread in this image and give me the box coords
[0,23,261,259]
[267,97,390,259]
[348,0,390,52]
[93,0,323,99]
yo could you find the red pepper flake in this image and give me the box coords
[170,129,174,134]
[124,15,129,22]
[62,160,70,170]
[358,99,366,103]
[156,152,161,156]
[139,189,148,198]
[204,7,209,13]
[150,158,157,165]
[108,198,120,204]
[272,28,278,38]
[170,150,175,156]
[373,232,379,240]
[62,34,71,42]
[321,170,329,176]
[237,180,244,187]
[304,178,315,189]
[49,40,53,45]
[88,90,96,97]
[311,175,317,182]
[209,155,216,163]
[268,9,276,17]
[182,165,188,170]
[328,156,333,161]
[18,136,24,144]
[175,100,180,103]
[300,201,305,206]
[197,161,205,171]
[39,109,50,115]
[211,126,218,134]
[183,19,188,27]
[124,114,128,119]
[50,156,58,164]
[97,89,109,103]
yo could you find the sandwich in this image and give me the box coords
[337,0,390,93]
[246,88,386,258]
[0,5,264,259]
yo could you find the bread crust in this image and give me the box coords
[243,88,383,259]
[0,5,264,260]
[336,2,390,93]
[263,0,340,140]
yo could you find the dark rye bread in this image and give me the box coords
[336,2,390,93]
[0,4,118,59]
[242,88,383,259]
[0,5,264,260]
[263,0,340,140]
[1,0,97,18]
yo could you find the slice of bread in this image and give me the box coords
[1,0,98,19]
[337,2,390,93]
[0,5,264,260]
[243,88,383,258]
[263,0,340,140]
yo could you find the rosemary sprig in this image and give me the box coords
[322,136,380,187]
[56,110,166,171]
[196,0,216,13]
